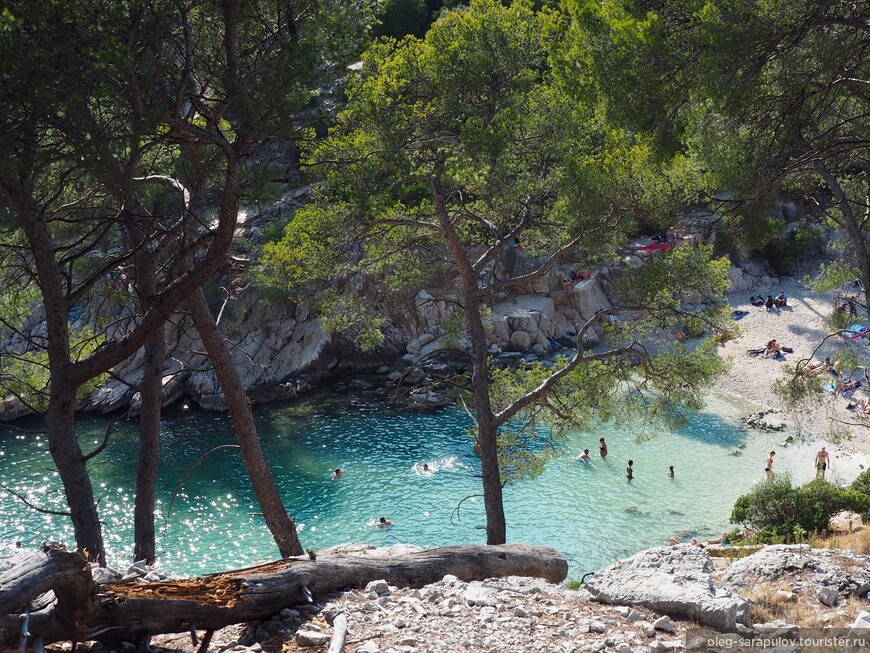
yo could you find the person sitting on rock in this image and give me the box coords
[765,295,777,311]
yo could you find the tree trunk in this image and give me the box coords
[0,544,567,646]
[818,162,870,308]
[187,287,303,557]
[431,176,507,545]
[19,208,106,565]
[133,327,164,564]
[131,236,164,566]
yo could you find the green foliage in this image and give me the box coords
[0,326,108,415]
[731,475,870,537]
[257,0,731,509]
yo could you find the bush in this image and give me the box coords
[731,475,870,537]
[731,475,799,537]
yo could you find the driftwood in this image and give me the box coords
[0,543,567,647]
[326,613,348,653]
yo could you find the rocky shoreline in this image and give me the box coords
[67,543,870,653]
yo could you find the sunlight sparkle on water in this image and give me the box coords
[1,394,866,578]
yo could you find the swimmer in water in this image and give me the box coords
[377,516,392,528]
[331,468,343,479]
[577,449,591,462]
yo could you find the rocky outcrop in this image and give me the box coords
[585,545,750,631]
[720,544,870,603]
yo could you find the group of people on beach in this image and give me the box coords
[749,291,787,311]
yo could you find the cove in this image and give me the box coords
[0,391,835,579]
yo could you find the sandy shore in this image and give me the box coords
[712,270,870,478]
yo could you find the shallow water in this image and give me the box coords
[0,392,859,579]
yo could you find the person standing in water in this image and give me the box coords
[815,447,830,479]
[599,437,608,459]
[668,465,674,478]
[626,460,634,481]
[766,451,775,478]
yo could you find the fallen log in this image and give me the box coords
[1,543,567,647]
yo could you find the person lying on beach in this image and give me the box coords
[836,378,862,394]
[855,397,870,415]
[761,340,781,358]
[750,295,765,307]
[807,358,829,375]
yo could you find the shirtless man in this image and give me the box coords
[815,446,830,479]
[766,450,775,478]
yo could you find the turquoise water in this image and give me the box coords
[0,392,846,579]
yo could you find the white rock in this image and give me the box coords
[295,630,330,647]
[366,579,390,595]
[627,610,645,622]
[850,610,870,631]
[615,643,632,653]
[652,615,675,633]
[356,641,380,653]
[509,330,532,351]
[636,621,656,637]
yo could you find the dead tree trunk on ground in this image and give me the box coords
[0,544,567,646]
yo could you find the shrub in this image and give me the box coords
[731,475,799,537]
[731,475,870,537]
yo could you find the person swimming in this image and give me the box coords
[331,468,343,479]
[577,449,591,462]
[377,516,392,528]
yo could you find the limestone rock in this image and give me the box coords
[510,330,532,352]
[721,545,870,598]
[818,587,839,607]
[585,545,749,630]
[652,616,675,633]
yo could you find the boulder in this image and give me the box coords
[721,545,870,599]
[407,390,452,410]
[585,545,749,631]
[509,331,532,352]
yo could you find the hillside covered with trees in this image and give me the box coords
[0,0,868,647]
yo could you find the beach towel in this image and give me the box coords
[846,324,870,339]
[637,242,671,253]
